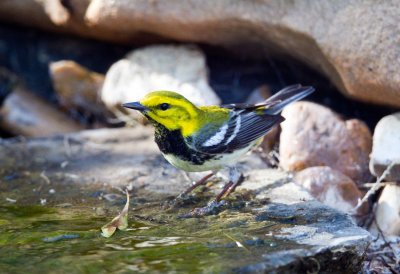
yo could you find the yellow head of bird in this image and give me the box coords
[123,91,201,136]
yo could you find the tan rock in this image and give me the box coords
[0,0,108,41]
[49,60,106,119]
[372,184,400,236]
[294,166,365,214]
[37,0,71,25]
[0,1,399,107]
[280,102,372,183]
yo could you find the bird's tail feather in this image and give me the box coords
[264,84,315,115]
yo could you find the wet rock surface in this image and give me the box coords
[241,202,370,273]
[0,126,371,273]
[280,102,372,183]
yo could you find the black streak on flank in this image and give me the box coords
[153,123,215,165]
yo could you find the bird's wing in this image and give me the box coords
[220,101,279,111]
[189,110,284,154]
[188,84,314,154]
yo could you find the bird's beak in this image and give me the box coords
[122,102,148,112]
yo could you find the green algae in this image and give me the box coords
[0,167,303,273]
[0,199,301,274]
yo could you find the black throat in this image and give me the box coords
[151,121,214,165]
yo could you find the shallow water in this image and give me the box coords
[0,202,297,274]
[0,148,304,273]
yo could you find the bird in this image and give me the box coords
[123,84,314,216]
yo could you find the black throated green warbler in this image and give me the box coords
[123,84,314,215]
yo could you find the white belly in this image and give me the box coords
[163,146,252,172]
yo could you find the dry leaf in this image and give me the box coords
[101,190,130,238]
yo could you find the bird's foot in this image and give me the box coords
[178,200,226,218]
[161,193,199,210]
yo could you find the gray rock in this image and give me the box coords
[0,86,83,137]
[370,112,400,181]
[0,126,370,273]
[243,202,371,273]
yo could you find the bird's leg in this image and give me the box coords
[214,181,234,202]
[214,166,243,202]
[165,172,215,209]
[181,172,215,196]
[180,167,243,218]
[222,173,244,199]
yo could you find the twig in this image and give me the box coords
[369,250,396,256]
[360,182,396,190]
[63,136,72,159]
[352,162,395,214]
[377,255,399,274]
[223,233,250,253]
[40,171,51,184]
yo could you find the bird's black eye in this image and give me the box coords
[159,103,170,111]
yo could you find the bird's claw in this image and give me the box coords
[176,193,189,200]
[178,200,226,218]
[161,193,194,210]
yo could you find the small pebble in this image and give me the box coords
[55,203,72,208]
[103,193,123,202]
[95,207,107,216]
[369,112,400,181]
[244,238,265,246]
[60,161,69,168]
[43,234,80,243]
[3,174,17,181]
[5,197,17,203]
[371,184,400,236]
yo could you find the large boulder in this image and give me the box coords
[0,1,399,107]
